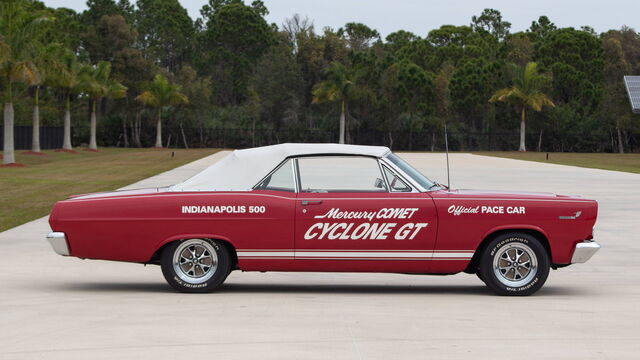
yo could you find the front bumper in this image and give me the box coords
[46,232,70,256]
[571,240,601,263]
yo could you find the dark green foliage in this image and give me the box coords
[81,0,134,25]
[338,22,381,52]
[450,59,504,124]
[2,3,639,152]
[136,0,194,73]
[471,8,511,40]
[199,1,275,105]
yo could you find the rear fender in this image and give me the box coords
[150,233,236,260]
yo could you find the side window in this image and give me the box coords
[383,166,412,192]
[255,159,295,192]
[297,156,386,193]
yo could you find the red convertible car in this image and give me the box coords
[47,144,600,295]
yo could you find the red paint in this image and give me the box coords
[48,187,597,274]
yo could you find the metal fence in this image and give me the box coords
[2,125,637,153]
[0,126,64,150]
[154,127,635,153]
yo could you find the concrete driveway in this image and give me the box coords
[1,151,638,359]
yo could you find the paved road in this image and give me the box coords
[1,151,638,359]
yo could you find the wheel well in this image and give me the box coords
[463,229,551,274]
[147,238,238,268]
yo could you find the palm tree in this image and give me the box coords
[29,45,60,154]
[80,61,127,151]
[312,62,364,144]
[135,74,188,148]
[0,0,49,164]
[490,62,555,151]
[50,50,82,151]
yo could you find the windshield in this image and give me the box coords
[385,153,437,191]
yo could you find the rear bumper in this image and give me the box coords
[571,240,601,263]
[46,232,70,256]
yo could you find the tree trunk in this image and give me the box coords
[519,107,526,152]
[89,101,98,150]
[338,100,345,144]
[32,87,41,153]
[133,110,142,148]
[180,122,189,149]
[431,132,435,152]
[62,109,72,150]
[3,102,15,164]
[63,98,72,150]
[537,129,543,152]
[388,131,393,149]
[616,119,624,154]
[122,118,129,148]
[155,108,162,148]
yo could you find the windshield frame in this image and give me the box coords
[381,153,440,192]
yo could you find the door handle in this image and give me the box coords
[301,200,323,206]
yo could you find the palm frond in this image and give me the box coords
[9,60,40,85]
[490,61,554,112]
[136,91,159,107]
[136,74,187,108]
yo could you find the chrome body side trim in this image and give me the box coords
[571,240,601,263]
[559,211,582,220]
[46,232,70,256]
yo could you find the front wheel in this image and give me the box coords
[479,232,550,296]
[161,239,232,293]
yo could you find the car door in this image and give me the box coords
[234,158,298,271]
[293,155,438,273]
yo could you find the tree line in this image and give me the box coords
[1,0,639,165]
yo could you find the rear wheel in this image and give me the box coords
[479,232,550,296]
[161,239,232,293]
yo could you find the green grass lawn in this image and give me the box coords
[0,148,218,232]
[474,151,640,174]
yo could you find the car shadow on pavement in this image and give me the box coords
[55,282,174,293]
[52,281,592,296]
[221,283,492,295]
[54,281,491,295]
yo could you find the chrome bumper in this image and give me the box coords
[46,232,70,256]
[571,240,601,263]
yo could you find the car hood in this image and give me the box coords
[68,187,170,200]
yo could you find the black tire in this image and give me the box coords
[479,232,550,296]
[161,239,232,293]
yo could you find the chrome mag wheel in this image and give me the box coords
[172,239,218,284]
[493,242,538,287]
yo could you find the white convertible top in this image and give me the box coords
[171,143,391,191]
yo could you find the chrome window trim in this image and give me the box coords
[252,158,296,192]
[379,157,427,192]
[253,153,433,194]
[292,157,301,193]
[376,159,391,192]
[295,155,390,194]
[380,163,416,193]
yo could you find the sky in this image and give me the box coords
[42,0,639,37]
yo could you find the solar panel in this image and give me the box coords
[624,76,640,114]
